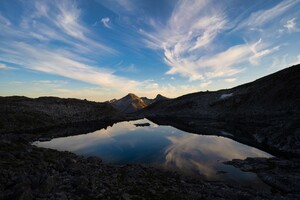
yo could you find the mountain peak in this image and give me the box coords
[124,93,139,100]
[154,94,168,101]
[108,93,168,113]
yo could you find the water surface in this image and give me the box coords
[34,118,272,189]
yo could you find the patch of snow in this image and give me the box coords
[220,93,233,100]
[220,131,234,137]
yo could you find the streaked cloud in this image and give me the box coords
[0,41,137,90]
[140,0,289,82]
[0,0,139,92]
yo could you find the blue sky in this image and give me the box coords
[0,0,299,101]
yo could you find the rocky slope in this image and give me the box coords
[0,96,128,134]
[224,157,300,195]
[139,64,300,155]
[110,93,168,113]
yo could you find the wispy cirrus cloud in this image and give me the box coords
[0,41,137,90]
[0,0,140,91]
[140,0,228,80]
[139,0,296,82]
[236,0,298,30]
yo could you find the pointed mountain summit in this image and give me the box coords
[110,93,147,113]
[109,93,169,113]
[154,94,168,102]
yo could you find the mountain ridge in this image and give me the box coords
[109,93,168,113]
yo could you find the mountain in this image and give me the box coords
[140,64,300,155]
[141,94,169,105]
[0,96,127,134]
[110,93,168,113]
[110,93,147,113]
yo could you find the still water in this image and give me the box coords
[34,118,272,188]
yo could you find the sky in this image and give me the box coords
[0,0,300,101]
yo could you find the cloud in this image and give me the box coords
[32,80,68,88]
[0,42,138,90]
[284,18,298,32]
[164,134,271,178]
[166,39,278,81]
[140,0,228,80]
[237,0,298,29]
[17,0,116,54]
[270,54,300,71]
[0,15,11,26]
[140,1,283,82]
[0,63,15,70]
[224,78,237,83]
[98,0,139,15]
[200,81,212,88]
[117,64,138,73]
[0,0,142,92]
[101,17,112,29]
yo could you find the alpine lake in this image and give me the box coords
[33,118,272,190]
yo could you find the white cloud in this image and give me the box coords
[284,18,298,32]
[140,1,284,82]
[17,0,116,54]
[224,78,237,83]
[200,81,212,88]
[249,39,281,65]
[101,17,112,29]
[0,0,142,94]
[270,54,300,71]
[141,0,228,81]
[237,0,298,29]
[0,42,137,90]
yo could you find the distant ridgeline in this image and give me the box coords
[107,93,169,113]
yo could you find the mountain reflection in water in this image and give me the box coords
[34,118,272,187]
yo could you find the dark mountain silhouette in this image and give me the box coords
[139,64,300,155]
[141,94,169,105]
[0,96,127,134]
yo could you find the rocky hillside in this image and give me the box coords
[140,64,300,155]
[110,93,168,113]
[0,96,127,134]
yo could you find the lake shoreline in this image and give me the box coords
[1,120,299,199]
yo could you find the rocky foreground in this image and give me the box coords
[224,157,300,195]
[1,132,299,200]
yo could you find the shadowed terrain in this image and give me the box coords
[139,64,300,155]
